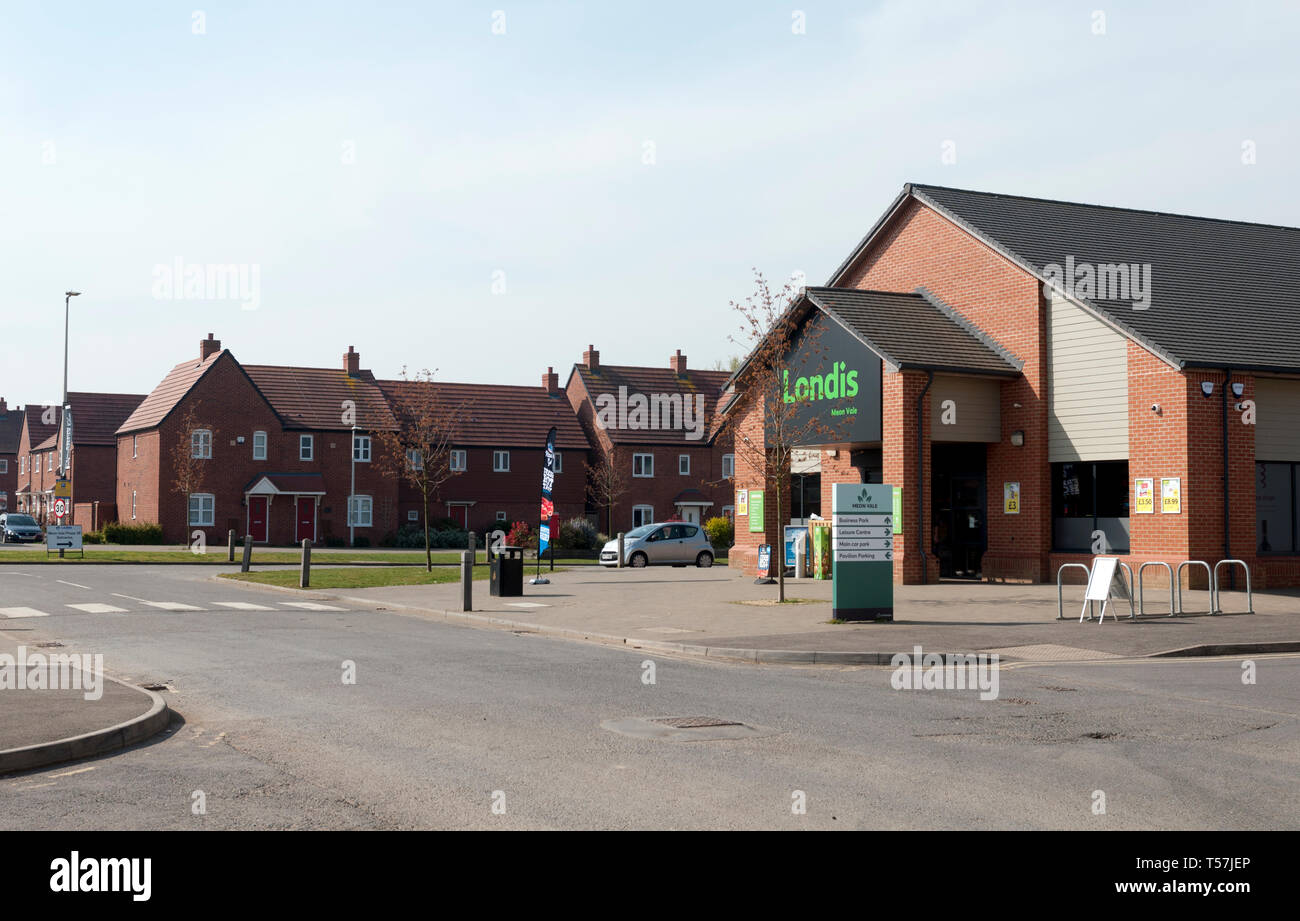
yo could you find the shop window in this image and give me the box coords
[1052,461,1129,552]
[1256,462,1297,554]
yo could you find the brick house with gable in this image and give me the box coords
[566,346,734,533]
[728,182,1300,588]
[0,398,22,513]
[116,334,399,545]
[378,367,591,536]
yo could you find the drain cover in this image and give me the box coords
[652,716,742,729]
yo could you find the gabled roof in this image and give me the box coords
[244,365,397,432]
[831,182,1300,373]
[378,380,590,451]
[0,404,23,454]
[568,364,731,445]
[47,392,147,447]
[243,472,328,495]
[117,350,224,434]
[806,287,1022,377]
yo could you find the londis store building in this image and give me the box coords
[728,183,1300,588]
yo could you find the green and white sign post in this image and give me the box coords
[832,483,895,622]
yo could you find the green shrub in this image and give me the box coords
[703,516,733,549]
[557,517,598,551]
[82,530,105,544]
[387,524,470,549]
[351,535,371,548]
[102,522,164,544]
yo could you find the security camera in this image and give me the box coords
[1150,403,1161,413]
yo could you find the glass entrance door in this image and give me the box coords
[931,444,987,580]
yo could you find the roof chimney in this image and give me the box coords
[583,344,599,372]
[200,333,221,361]
[543,366,559,394]
[344,346,360,377]
[670,349,687,376]
[0,398,7,414]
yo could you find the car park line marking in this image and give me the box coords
[0,607,50,618]
[279,602,346,611]
[49,766,96,778]
[66,603,128,614]
[213,601,274,611]
[56,580,93,590]
[505,602,549,608]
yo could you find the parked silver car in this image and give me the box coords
[0,513,45,544]
[600,522,715,568]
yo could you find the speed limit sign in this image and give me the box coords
[54,497,68,518]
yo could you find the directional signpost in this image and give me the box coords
[831,483,895,621]
[46,524,84,559]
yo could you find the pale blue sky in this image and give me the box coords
[2,1,1297,404]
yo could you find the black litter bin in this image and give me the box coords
[490,545,524,597]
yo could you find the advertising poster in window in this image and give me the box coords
[1134,477,1155,514]
[736,488,747,517]
[1003,482,1020,515]
[1160,477,1182,514]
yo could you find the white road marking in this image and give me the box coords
[505,602,549,608]
[111,593,150,603]
[213,601,274,611]
[49,766,96,778]
[0,607,49,618]
[66,603,128,614]
[142,601,204,611]
[279,601,345,611]
[56,580,93,589]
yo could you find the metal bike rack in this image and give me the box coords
[1175,560,1215,615]
[1212,559,1254,614]
[1137,561,1176,617]
[1056,563,1093,620]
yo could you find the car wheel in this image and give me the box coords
[629,552,648,568]
[696,551,714,568]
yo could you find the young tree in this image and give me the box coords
[721,270,844,602]
[171,402,214,548]
[375,369,463,571]
[586,451,628,536]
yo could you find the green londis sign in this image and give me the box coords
[747,490,765,533]
[832,483,894,622]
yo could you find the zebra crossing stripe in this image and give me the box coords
[65,603,128,614]
[213,602,274,611]
[142,601,204,611]
[0,607,49,618]
[279,602,346,611]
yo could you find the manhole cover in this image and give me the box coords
[652,716,742,729]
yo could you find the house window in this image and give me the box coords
[131,490,137,519]
[353,434,371,463]
[679,454,690,476]
[348,495,373,527]
[496,511,507,522]
[299,435,314,461]
[192,429,212,459]
[450,450,467,472]
[407,510,419,522]
[1051,461,1129,552]
[132,435,138,459]
[722,454,735,479]
[632,505,654,528]
[407,449,423,471]
[0,492,6,510]
[48,454,53,471]
[188,493,215,527]
[19,456,24,474]
[0,459,6,474]
[633,454,654,478]
[553,451,562,474]
[722,505,735,520]
[1257,462,1299,554]
[493,450,510,472]
[253,431,267,460]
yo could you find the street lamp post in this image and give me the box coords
[61,291,80,477]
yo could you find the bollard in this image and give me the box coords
[617,532,625,568]
[240,534,253,573]
[300,538,312,589]
[227,529,236,562]
[461,550,473,612]
[468,531,477,566]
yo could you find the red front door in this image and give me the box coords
[296,496,316,543]
[450,504,469,528]
[248,496,269,543]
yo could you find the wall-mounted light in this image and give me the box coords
[1231,382,1244,398]
[825,448,837,458]
[1010,431,1025,447]
[1200,381,1214,398]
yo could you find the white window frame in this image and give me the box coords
[407,449,423,471]
[493,450,510,473]
[132,435,138,459]
[48,453,53,471]
[19,456,25,474]
[188,493,215,527]
[0,459,6,474]
[632,505,654,528]
[495,511,508,522]
[450,449,467,472]
[299,434,314,461]
[723,505,735,519]
[678,454,690,476]
[348,495,373,527]
[407,509,418,522]
[131,490,137,519]
[353,433,372,463]
[252,431,267,461]
[722,453,735,479]
[633,453,654,478]
[192,429,212,459]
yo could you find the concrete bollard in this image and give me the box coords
[240,535,253,573]
[461,550,473,612]
[617,532,625,568]
[227,529,236,562]
[468,531,477,566]
[300,539,312,589]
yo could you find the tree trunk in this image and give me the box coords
[775,472,785,603]
[423,491,432,572]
